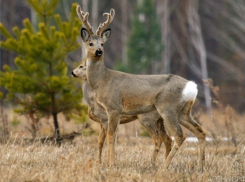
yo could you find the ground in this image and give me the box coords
[1,105,245,181]
[0,135,244,182]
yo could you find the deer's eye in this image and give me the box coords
[101,43,104,46]
[89,43,93,46]
[79,66,83,68]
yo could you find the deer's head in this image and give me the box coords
[71,59,87,80]
[76,5,115,61]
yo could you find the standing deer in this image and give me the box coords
[76,5,206,171]
[72,59,172,164]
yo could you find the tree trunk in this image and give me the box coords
[62,0,69,19]
[188,0,212,112]
[92,0,98,28]
[121,0,128,65]
[162,0,170,74]
[51,93,60,144]
[53,112,60,138]
[163,0,188,76]
[49,60,61,144]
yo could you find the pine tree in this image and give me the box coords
[0,0,86,140]
[118,0,163,74]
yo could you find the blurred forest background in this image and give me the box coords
[0,0,244,139]
[1,0,245,112]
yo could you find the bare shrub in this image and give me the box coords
[0,103,9,143]
[203,79,239,152]
[25,112,40,139]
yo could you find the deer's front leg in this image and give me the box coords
[97,124,107,164]
[106,110,120,167]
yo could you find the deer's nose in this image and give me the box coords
[95,48,103,57]
[71,71,77,77]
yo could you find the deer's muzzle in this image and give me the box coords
[95,48,103,57]
[71,71,77,77]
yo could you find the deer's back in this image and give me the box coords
[96,70,189,114]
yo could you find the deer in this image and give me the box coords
[75,5,206,171]
[72,59,172,164]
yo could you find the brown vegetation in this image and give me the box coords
[0,134,244,182]
[0,103,245,181]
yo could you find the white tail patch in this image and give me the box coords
[182,81,198,101]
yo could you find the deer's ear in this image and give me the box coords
[81,28,90,42]
[101,28,111,42]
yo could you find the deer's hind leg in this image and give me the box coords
[156,118,172,159]
[151,118,172,162]
[139,123,162,163]
[139,115,172,163]
[156,108,186,168]
[179,101,206,172]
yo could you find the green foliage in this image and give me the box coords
[0,1,86,129]
[117,0,163,74]
[26,0,60,24]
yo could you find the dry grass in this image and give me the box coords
[1,100,245,181]
[0,135,245,182]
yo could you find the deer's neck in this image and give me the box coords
[86,59,108,89]
[82,80,94,108]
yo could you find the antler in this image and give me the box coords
[76,5,94,35]
[96,9,115,36]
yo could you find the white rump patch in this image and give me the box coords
[182,81,198,101]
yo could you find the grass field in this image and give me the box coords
[1,106,245,182]
[0,134,244,182]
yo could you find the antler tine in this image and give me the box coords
[96,9,115,36]
[76,5,94,35]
